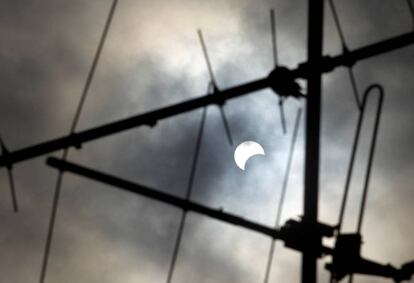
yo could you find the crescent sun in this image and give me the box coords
[234,141,265,170]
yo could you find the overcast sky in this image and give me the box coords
[0,0,413,283]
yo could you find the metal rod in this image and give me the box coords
[197,30,217,86]
[270,9,278,67]
[6,168,18,212]
[356,85,384,233]
[39,1,119,282]
[197,30,234,146]
[303,1,324,283]
[0,77,268,168]
[263,108,302,283]
[166,83,210,283]
[1,31,414,168]
[278,98,287,134]
[46,157,282,239]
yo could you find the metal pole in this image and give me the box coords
[2,30,414,168]
[303,1,324,283]
[46,157,281,238]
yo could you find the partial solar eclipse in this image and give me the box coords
[234,141,265,170]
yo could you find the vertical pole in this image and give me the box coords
[303,1,324,283]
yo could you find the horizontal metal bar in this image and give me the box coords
[46,157,281,239]
[1,31,413,168]
[330,31,414,68]
[294,31,414,76]
[0,78,269,168]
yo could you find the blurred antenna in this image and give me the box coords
[197,29,234,145]
[0,3,413,283]
[0,136,18,212]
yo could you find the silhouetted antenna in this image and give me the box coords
[165,82,211,283]
[328,0,361,109]
[38,1,119,282]
[336,84,384,233]
[355,85,383,232]
[270,9,287,134]
[2,3,414,283]
[263,107,302,283]
[1,29,413,168]
[197,29,234,145]
[0,136,18,212]
[332,84,384,283]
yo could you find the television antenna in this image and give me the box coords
[1,1,414,283]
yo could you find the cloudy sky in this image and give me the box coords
[0,0,413,283]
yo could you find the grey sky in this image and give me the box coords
[0,0,413,283]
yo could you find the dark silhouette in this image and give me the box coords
[326,234,414,282]
[1,2,413,283]
[0,31,413,168]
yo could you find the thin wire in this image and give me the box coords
[270,9,278,67]
[406,0,414,30]
[328,0,361,109]
[165,82,210,283]
[39,1,118,282]
[263,107,302,283]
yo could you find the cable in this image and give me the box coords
[263,107,302,283]
[327,0,361,109]
[165,82,211,283]
[38,1,118,282]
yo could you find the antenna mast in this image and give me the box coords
[302,1,324,283]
